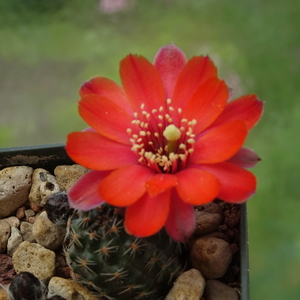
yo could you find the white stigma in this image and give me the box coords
[163,124,181,141]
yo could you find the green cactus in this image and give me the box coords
[64,204,187,300]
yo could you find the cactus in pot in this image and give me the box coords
[62,43,264,299]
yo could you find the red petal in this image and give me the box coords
[165,191,195,242]
[68,170,108,210]
[183,78,229,134]
[175,168,220,205]
[79,94,132,144]
[145,173,178,197]
[98,165,154,207]
[154,44,187,99]
[192,120,248,164]
[66,131,137,170]
[199,162,257,202]
[79,76,132,115]
[120,54,166,111]
[227,147,261,168]
[124,191,170,237]
[209,94,264,130]
[172,56,218,111]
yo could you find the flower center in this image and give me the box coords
[127,99,196,173]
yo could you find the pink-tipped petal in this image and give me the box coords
[165,190,195,242]
[79,76,133,115]
[183,78,229,134]
[199,162,257,202]
[68,170,109,210]
[192,120,248,164]
[82,127,96,132]
[66,131,137,170]
[227,147,261,168]
[145,173,178,197]
[120,54,166,111]
[154,44,187,99]
[79,94,132,144]
[175,168,220,205]
[124,191,170,237]
[98,165,154,207]
[209,94,264,130]
[172,55,218,110]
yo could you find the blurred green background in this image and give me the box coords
[0,0,299,298]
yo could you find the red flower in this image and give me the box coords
[66,44,263,242]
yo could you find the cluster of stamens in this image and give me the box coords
[126,99,197,173]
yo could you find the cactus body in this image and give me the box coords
[65,204,187,300]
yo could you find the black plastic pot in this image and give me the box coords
[0,143,249,299]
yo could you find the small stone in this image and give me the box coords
[165,268,205,300]
[7,226,23,257]
[230,243,239,254]
[56,252,68,268]
[0,166,33,218]
[0,254,16,286]
[20,221,36,243]
[224,205,240,229]
[54,164,89,192]
[28,216,36,224]
[44,192,74,227]
[0,220,11,254]
[29,201,42,212]
[218,224,228,232]
[232,264,240,276]
[16,206,26,219]
[54,252,72,279]
[25,209,35,219]
[203,280,239,300]
[221,228,236,242]
[0,289,9,300]
[189,237,232,279]
[29,168,61,207]
[47,277,99,300]
[32,211,66,250]
[197,202,223,215]
[202,231,230,243]
[8,272,47,300]
[55,265,72,279]
[12,241,55,283]
[194,211,223,235]
[2,216,20,228]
